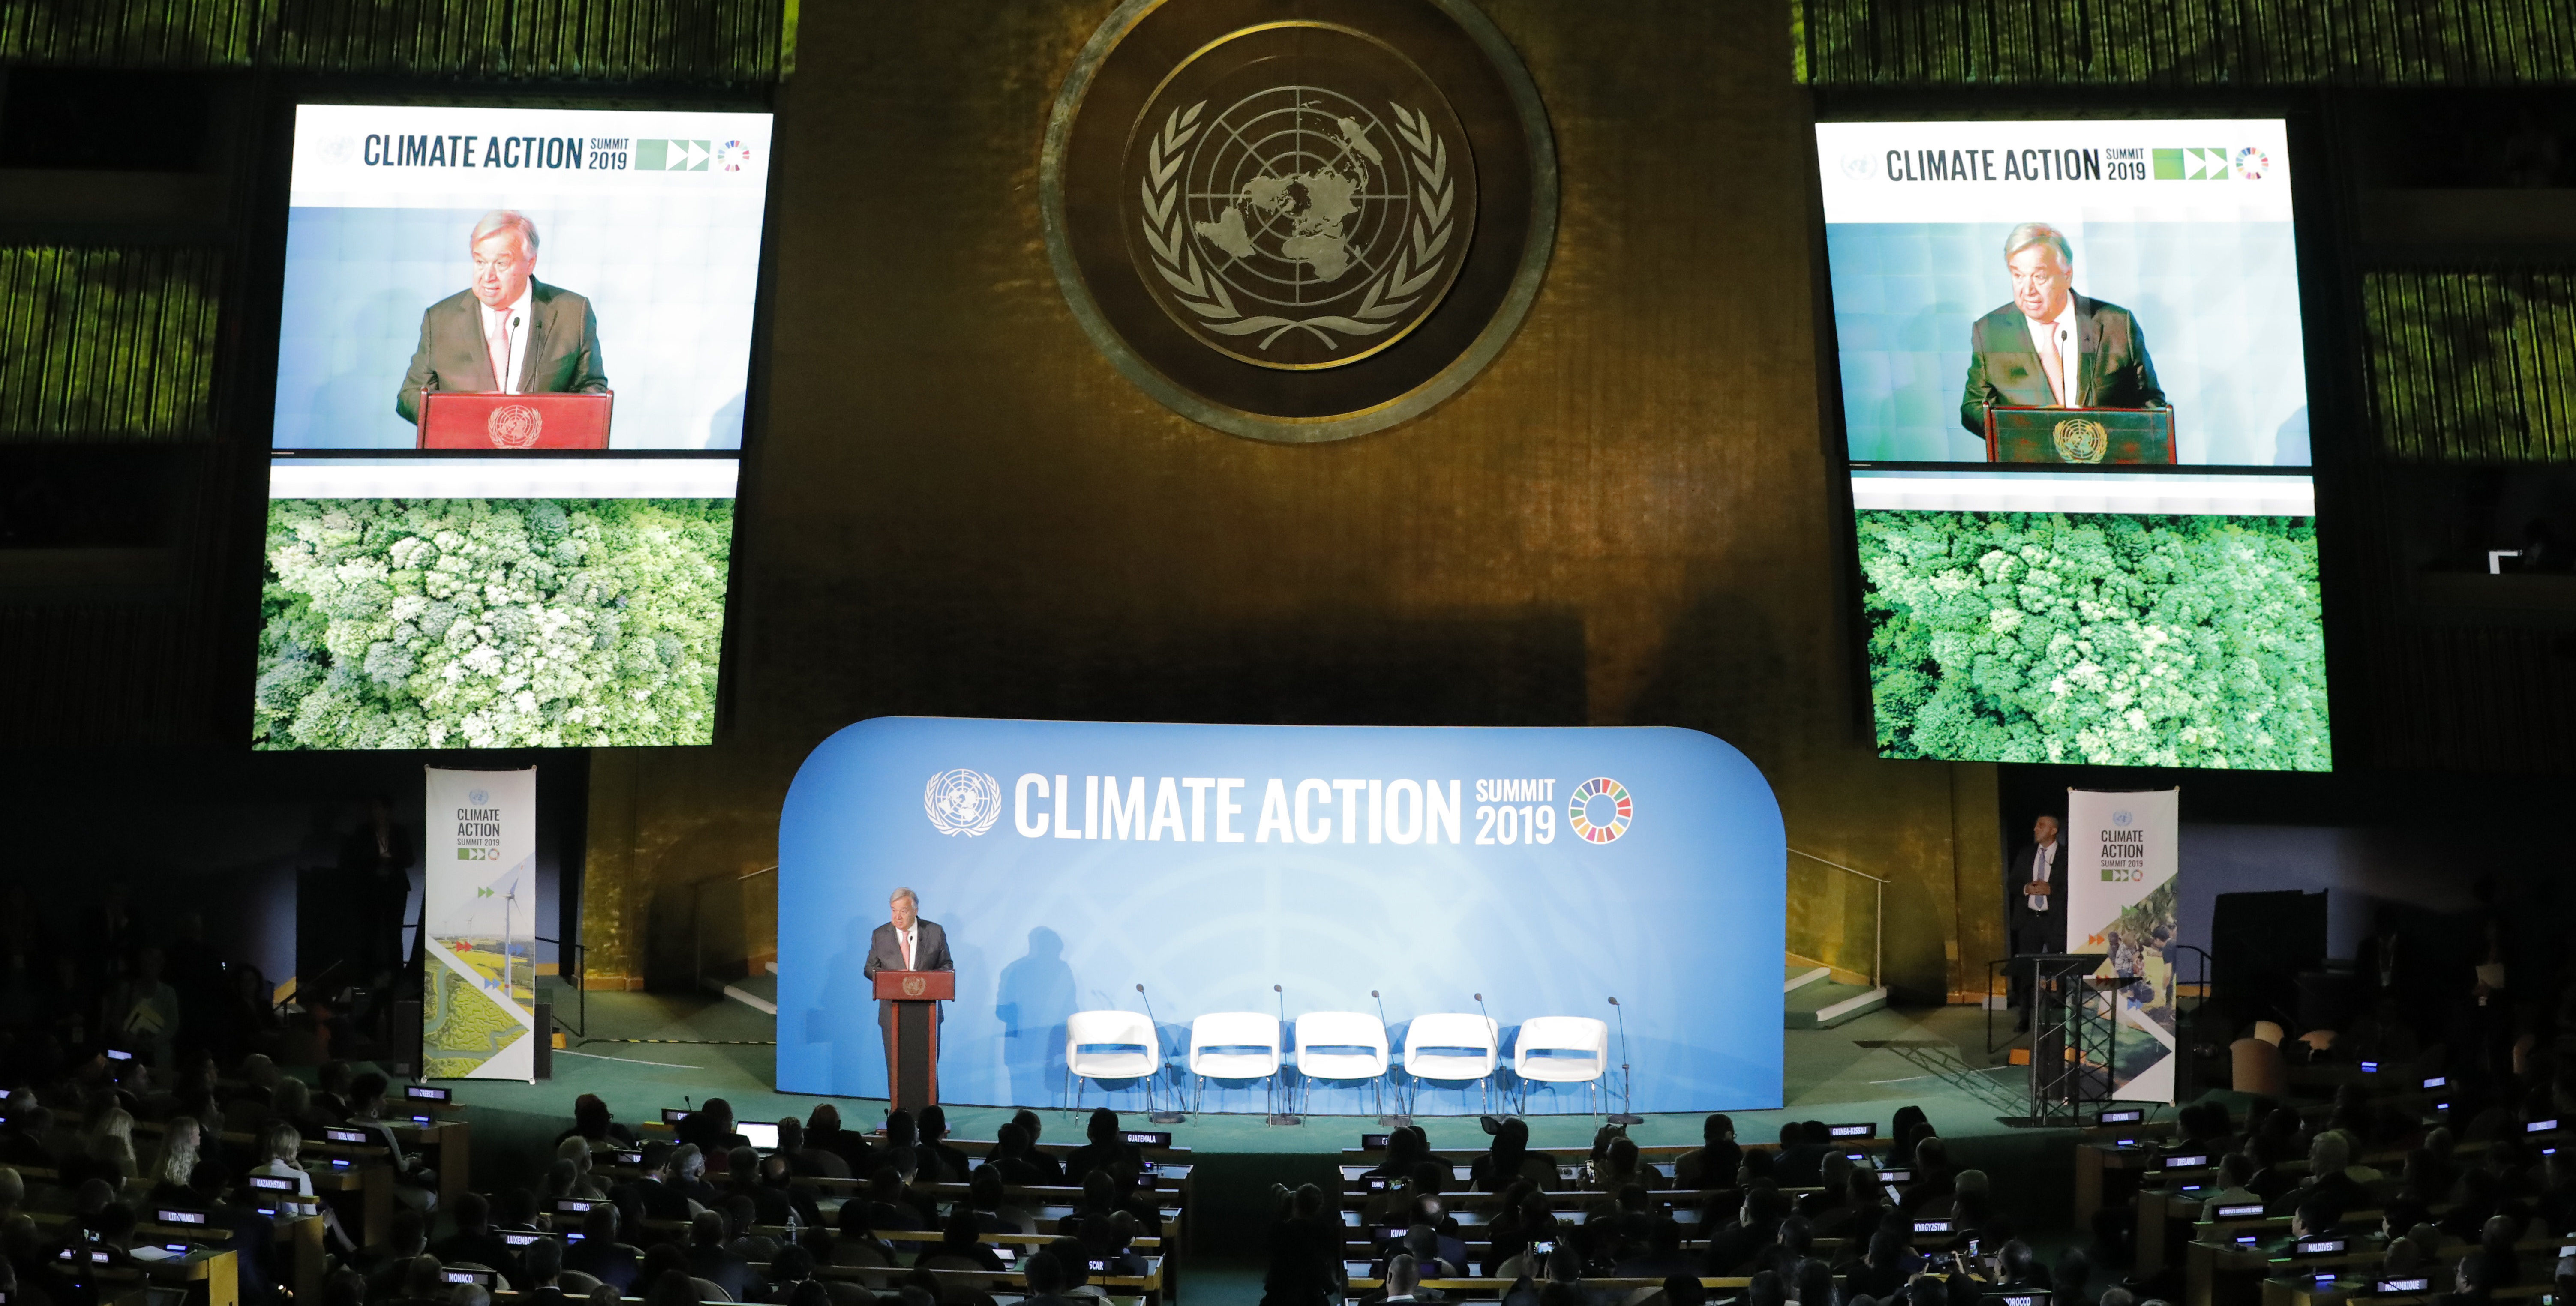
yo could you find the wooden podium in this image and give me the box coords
[417,391,614,449]
[1985,405,2176,464]
[874,969,953,1112]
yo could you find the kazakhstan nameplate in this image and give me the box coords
[1042,0,1556,443]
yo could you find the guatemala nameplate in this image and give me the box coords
[1042,0,1556,443]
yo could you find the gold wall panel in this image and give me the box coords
[582,0,2006,1003]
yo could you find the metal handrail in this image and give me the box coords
[1788,848,1888,988]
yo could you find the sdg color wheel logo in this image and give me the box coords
[1567,777,1633,845]
[922,769,1002,837]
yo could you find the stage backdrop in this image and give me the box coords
[2066,787,2181,1103]
[423,766,540,1081]
[776,717,1786,1114]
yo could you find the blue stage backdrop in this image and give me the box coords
[776,717,1786,1115]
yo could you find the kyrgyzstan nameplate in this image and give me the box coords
[1041,0,1556,443]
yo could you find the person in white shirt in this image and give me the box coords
[2004,814,2068,1031]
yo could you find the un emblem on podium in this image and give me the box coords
[1043,0,1555,443]
[901,975,928,998]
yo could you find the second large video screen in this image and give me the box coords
[255,105,769,750]
[1816,119,2330,772]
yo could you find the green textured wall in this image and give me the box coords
[559,0,2006,1002]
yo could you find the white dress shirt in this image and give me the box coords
[2021,302,2080,406]
[2027,842,2057,912]
[478,288,533,394]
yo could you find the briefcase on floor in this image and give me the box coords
[1984,405,2175,464]
[417,391,613,449]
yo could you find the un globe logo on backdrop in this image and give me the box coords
[1042,0,1557,443]
[923,769,1002,837]
[468,789,489,806]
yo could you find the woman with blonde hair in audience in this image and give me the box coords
[553,1138,608,1197]
[147,1116,202,1204]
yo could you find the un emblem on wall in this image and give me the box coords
[1044,0,1555,443]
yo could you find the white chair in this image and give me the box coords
[1187,1011,1284,1113]
[1402,1013,1501,1114]
[1064,1009,1161,1113]
[1512,1015,1610,1114]
[1293,1011,1390,1115]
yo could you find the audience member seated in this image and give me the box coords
[363,1212,432,1305]
[674,1100,750,1171]
[1705,1184,1789,1274]
[1470,1118,1557,1193]
[431,1192,525,1288]
[844,1167,925,1234]
[562,1205,639,1294]
[769,1119,844,1181]
[1020,1250,1075,1306]
[1773,1121,1831,1188]
[1897,1136,1954,1213]
[682,1208,755,1299]
[913,1106,973,1184]
[1841,1222,1918,1301]
[557,1094,637,1150]
[1263,1183,1342,1306]
[1060,1108,1139,1185]
[802,1105,873,1177]
[1370,1252,1432,1305]
[1672,1114,1739,1192]
[1615,1216,1698,1278]
[345,1073,437,1212]
[921,1206,1008,1271]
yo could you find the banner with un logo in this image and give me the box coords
[2066,787,2181,1103]
[777,717,1785,1114]
[423,766,540,1081]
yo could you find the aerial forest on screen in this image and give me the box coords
[255,498,731,749]
[1858,510,2330,770]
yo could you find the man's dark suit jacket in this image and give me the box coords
[2005,839,2069,956]
[562,1239,639,1293]
[395,279,610,423]
[862,919,952,1030]
[1959,293,2166,437]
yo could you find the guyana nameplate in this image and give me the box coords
[1042,0,1556,443]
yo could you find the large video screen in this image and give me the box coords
[1815,120,2330,771]
[255,105,769,750]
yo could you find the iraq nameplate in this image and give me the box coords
[1042,0,1556,443]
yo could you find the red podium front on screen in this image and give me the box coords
[874,970,952,1112]
[417,392,614,449]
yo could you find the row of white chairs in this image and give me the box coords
[1061,1010,1612,1116]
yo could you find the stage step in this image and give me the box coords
[706,971,778,1015]
[1785,965,1831,994]
[1786,978,1888,1030]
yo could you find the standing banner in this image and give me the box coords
[423,767,539,1081]
[2066,788,2182,1102]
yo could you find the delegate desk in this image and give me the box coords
[33,1213,241,1306]
[820,1257,1163,1306]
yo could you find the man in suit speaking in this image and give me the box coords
[863,887,952,1078]
[2004,813,2067,1032]
[1959,222,2165,439]
[395,209,610,424]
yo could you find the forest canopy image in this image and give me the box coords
[255,498,733,749]
[1858,510,2330,771]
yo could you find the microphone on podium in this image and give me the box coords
[1606,995,1642,1124]
[1138,984,1183,1124]
[1268,984,1300,1127]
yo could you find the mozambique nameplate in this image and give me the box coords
[1041,0,1556,443]
[1984,407,2178,464]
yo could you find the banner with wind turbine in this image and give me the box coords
[423,767,539,1080]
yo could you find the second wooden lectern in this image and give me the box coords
[872,969,953,1112]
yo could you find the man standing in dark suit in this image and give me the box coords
[395,210,609,425]
[1959,223,2165,441]
[863,887,952,1083]
[2006,813,2069,1031]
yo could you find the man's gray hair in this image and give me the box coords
[470,209,540,256]
[890,887,918,908]
[2003,222,2073,268]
